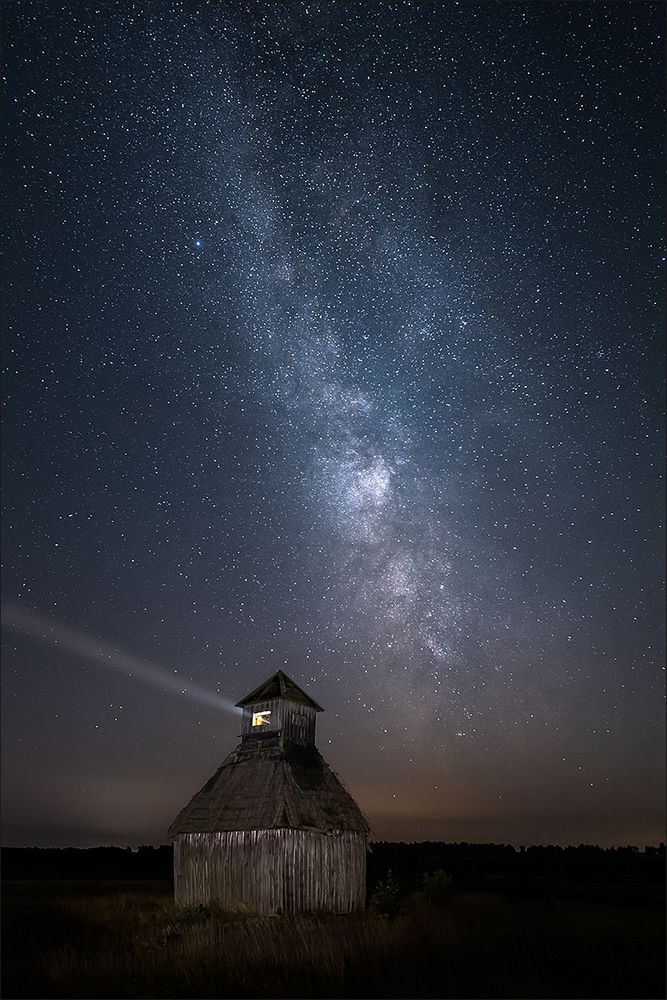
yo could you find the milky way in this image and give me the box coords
[1,1,664,846]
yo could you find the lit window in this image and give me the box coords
[252,710,271,727]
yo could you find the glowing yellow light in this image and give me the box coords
[252,710,271,727]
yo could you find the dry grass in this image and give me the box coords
[1,880,664,999]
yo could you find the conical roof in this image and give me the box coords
[236,670,323,711]
[169,740,369,836]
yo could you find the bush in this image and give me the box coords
[422,869,453,905]
[369,869,402,918]
[2,880,665,999]
[171,903,212,925]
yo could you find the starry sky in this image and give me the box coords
[1,1,665,849]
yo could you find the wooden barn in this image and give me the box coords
[169,671,369,913]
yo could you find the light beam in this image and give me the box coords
[1,603,240,716]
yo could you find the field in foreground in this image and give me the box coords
[1,879,665,999]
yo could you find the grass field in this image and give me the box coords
[1,879,665,999]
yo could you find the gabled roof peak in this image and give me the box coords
[235,670,323,711]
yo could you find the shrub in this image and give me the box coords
[369,869,402,918]
[171,903,212,925]
[422,869,453,905]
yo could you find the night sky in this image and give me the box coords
[1,1,665,849]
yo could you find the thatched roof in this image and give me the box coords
[169,738,369,837]
[236,670,323,711]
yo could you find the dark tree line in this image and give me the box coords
[368,840,665,884]
[1,845,173,880]
[2,841,664,883]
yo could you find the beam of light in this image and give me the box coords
[1,603,241,716]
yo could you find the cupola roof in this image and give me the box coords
[235,670,323,712]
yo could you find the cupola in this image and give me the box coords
[235,669,323,748]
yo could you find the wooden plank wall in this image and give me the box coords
[174,829,366,913]
[240,700,316,745]
[282,704,315,745]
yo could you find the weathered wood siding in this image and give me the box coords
[240,700,316,746]
[174,829,366,913]
[282,703,315,746]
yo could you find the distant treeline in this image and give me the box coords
[367,840,666,888]
[1,845,173,880]
[1,841,664,882]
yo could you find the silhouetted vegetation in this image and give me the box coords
[368,839,666,887]
[1,844,173,881]
[3,840,665,883]
[422,868,454,904]
[2,878,665,999]
[2,843,665,998]
[368,869,402,917]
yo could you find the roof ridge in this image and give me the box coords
[235,670,323,711]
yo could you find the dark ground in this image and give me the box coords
[1,844,665,999]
